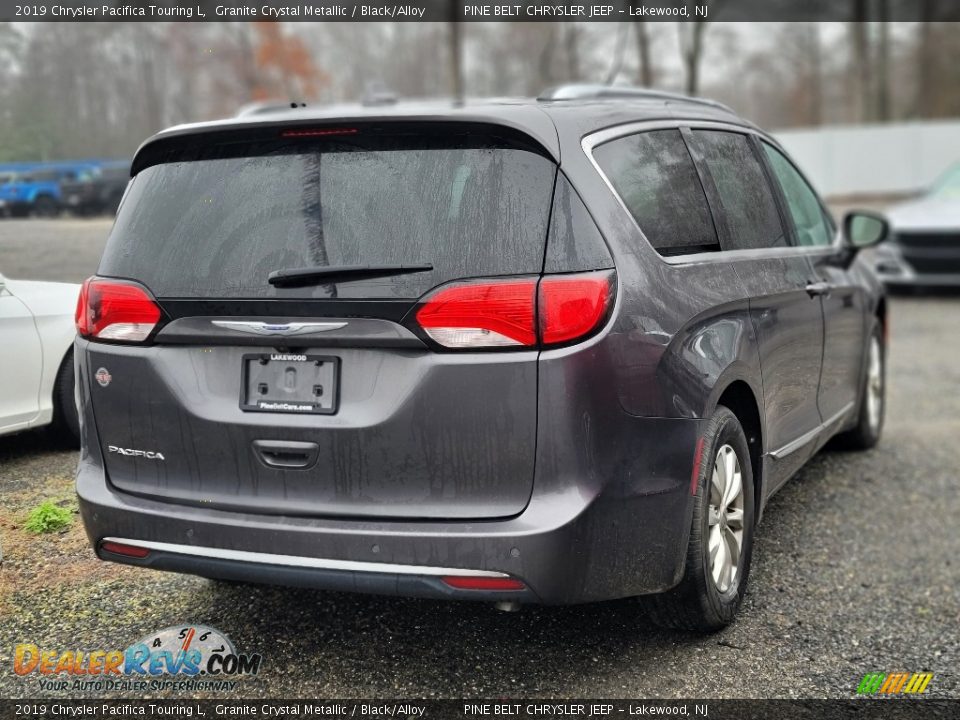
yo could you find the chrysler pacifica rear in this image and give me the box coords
[77,90,887,629]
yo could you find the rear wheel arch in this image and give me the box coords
[714,380,763,522]
[643,404,756,630]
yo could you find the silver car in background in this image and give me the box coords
[875,164,960,289]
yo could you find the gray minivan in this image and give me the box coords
[76,87,888,630]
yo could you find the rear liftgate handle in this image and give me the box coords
[252,440,320,470]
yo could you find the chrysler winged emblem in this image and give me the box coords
[211,320,347,336]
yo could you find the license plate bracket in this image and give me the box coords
[241,353,339,415]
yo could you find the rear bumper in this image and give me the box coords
[98,537,537,603]
[77,412,700,605]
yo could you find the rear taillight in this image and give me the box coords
[414,271,613,350]
[415,279,538,348]
[539,273,612,345]
[76,278,162,343]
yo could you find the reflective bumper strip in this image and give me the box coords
[101,537,510,578]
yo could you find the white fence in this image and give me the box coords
[773,120,960,199]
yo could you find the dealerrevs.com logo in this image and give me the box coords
[14,625,261,692]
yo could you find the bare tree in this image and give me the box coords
[448,1,464,102]
[849,1,871,120]
[604,23,630,84]
[230,23,260,101]
[875,1,891,120]
[790,23,823,126]
[678,20,708,95]
[564,22,580,81]
[633,17,653,86]
[0,23,23,74]
[538,24,558,87]
[915,0,939,117]
[808,23,823,125]
[132,25,165,134]
[7,20,960,164]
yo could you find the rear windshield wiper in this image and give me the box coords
[267,263,434,288]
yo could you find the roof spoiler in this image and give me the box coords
[129,119,559,176]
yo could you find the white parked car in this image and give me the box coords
[0,272,80,443]
[874,163,960,289]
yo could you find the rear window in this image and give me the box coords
[100,139,556,299]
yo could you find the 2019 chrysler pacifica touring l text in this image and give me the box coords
[76,86,889,630]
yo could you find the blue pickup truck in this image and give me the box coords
[0,163,100,217]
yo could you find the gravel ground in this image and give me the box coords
[0,219,958,699]
[0,217,112,282]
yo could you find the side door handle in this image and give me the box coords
[805,281,831,298]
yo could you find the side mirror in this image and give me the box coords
[843,211,889,250]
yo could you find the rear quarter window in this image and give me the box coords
[593,129,719,256]
[544,175,613,273]
[100,139,556,299]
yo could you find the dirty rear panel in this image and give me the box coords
[87,342,539,519]
[86,124,556,520]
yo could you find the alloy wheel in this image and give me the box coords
[708,444,745,593]
[866,336,883,432]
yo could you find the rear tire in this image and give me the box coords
[643,406,755,632]
[833,323,885,451]
[50,348,80,447]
